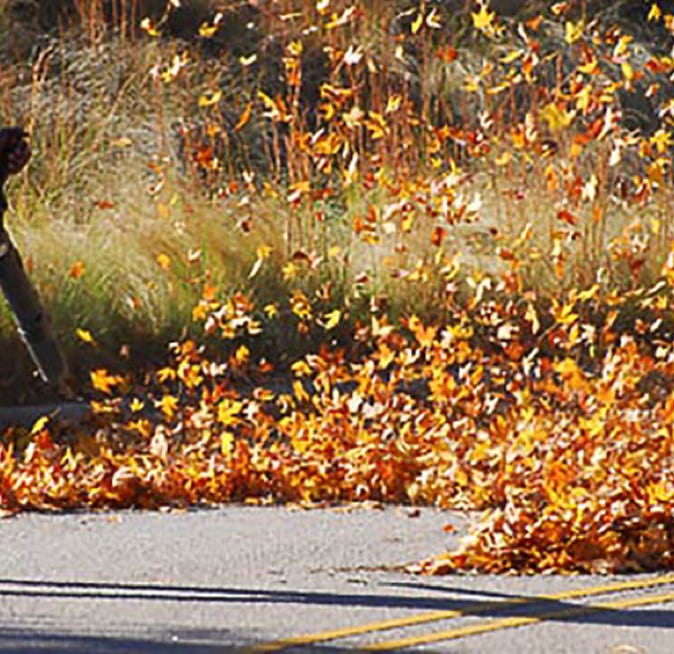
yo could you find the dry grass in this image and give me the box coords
[0,0,672,400]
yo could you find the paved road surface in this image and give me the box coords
[0,403,89,431]
[1,507,674,653]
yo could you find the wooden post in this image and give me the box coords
[0,128,67,387]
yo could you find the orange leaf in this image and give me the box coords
[431,226,446,247]
[69,261,85,279]
[557,209,578,226]
[234,102,252,131]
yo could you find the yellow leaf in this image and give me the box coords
[283,262,297,281]
[156,253,171,271]
[264,303,278,319]
[234,345,249,366]
[239,53,258,67]
[199,23,218,38]
[199,23,218,39]
[577,55,598,75]
[364,111,387,140]
[221,431,235,455]
[90,369,123,395]
[291,360,312,377]
[553,358,585,390]
[155,394,179,419]
[411,12,424,35]
[540,102,574,133]
[647,482,674,503]
[198,90,222,108]
[287,40,303,57]
[648,3,662,21]
[472,4,495,32]
[650,128,673,154]
[130,398,145,413]
[621,62,634,81]
[157,367,177,383]
[495,151,512,166]
[199,12,223,38]
[322,309,341,330]
[565,19,584,44]
[293,379,310,402]
[385,94,402,114]
[257,245,272,260]
[258,91,281,121]
[217,399,243,426]
[500,49,523,64]
[76,328,96,346]
[31,415,50,435]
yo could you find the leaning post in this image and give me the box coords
[0,127,67,387]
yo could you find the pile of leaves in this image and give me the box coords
[3,279,674,575]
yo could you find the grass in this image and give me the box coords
[0,0,672,401]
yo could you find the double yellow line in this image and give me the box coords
[247,573,674,652]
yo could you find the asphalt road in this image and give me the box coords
[0,403,89,431]
[1,506,674,653]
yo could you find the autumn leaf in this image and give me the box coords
[217,399,243,426]
[322,309,341,330]
[234,102,252,131]
[564,19,584,44]
[557,209,579,226]
[199,12,223,38]
[90,369,123,395]
[155,394,179,420]
[431,226,446,247]
[76,328,97,346]
[140,17,160,37]
[541,103,574,133]
[69,261,86,279]
[239,53,257,67]
[198,90,222,108]
[648,3,661,22]
[30,415,50,435]
[410,12,423,35]
[156,253,171,271]
[472,3,495,32]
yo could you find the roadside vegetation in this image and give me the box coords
[2,0,674,574]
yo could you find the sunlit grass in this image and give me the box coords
[0,0,672,393]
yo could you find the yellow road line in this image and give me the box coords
[366,589,674,650]
[246,573,674,652]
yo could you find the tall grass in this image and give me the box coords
[0,0,672,400]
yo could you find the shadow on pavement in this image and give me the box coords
[0,629,454,653]
[0,577,673,630]
[0,629,237,653]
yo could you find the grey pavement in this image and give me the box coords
[0,403,90,431]
[1,507,673,653]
